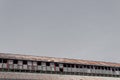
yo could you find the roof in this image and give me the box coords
[0,53,120,67]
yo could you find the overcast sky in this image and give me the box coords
[0,0,120,63]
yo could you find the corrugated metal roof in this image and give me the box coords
[0,53,120,67]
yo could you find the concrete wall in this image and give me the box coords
[0,72,120,80]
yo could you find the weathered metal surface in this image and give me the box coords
[0,53,120,67]
[0,72,120,80]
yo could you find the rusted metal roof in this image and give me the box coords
[0,53,120,67]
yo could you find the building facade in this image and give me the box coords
[0,53,120,80]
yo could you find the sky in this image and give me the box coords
[0,0,120,63]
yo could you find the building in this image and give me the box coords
[0,53,120,80]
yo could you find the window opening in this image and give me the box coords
[60,68,63,72]
[13,60,18,64]
[0,58,2,63]
[46,62,50,66]
[23,60,27,64]
[3,59,7,63]
[37,61,41,65]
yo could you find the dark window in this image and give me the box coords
[46,62,50,66]
[64,64,67,67]
[112,68,115,71]
[95,66,98,69]
[23,60,27,64]
[71,64,74,68]
[3,59,7,63]
[101,66,104,70]
[115,68,118,71]
[60,68,63,72]
[87,65,90,69]
[118,68,120,71]
[91,66,94,69]
[0,58,2,63]
[68,64,71,67]
[79,65,83,68]
[37,61,41,65]
[76,65,79,68]
[105,67,107,70]
[55,63,59,67]
[13,60,18,64]
[108,67,110,70]
[98,66,101,69]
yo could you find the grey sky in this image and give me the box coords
[0,0,120,63]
